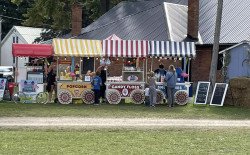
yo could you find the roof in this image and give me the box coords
[78,1,172,41]
[219,41,250,54]
[1,26,44,45]
[199,0,250,44]
[12,43,53,58]
[77,0,250,44]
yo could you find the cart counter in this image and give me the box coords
[57,81,94,104]
[156,82,192,105]
[105,81,145,104]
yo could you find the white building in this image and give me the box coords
[1,26,43,82]
[1,26,43,66]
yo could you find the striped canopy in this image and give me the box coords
[149,41,196,58]
[53,39,102,57]
[102,40,149,57]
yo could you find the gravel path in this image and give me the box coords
[0,117,250,128]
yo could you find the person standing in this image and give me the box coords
[148,71,157,107]
[46,60,57,103]
[154,64,167,82]
[165,65,177,107]
[91,72,102,105]
[99,66,107,103]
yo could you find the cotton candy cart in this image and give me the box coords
[103,39,149,104]
[53,39,103,104]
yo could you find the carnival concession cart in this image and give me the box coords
[12,43,53,103]
[149,41,196,105]
[52,39,103,104]
[102,39,149,104]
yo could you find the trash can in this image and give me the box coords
[8,82,16,98]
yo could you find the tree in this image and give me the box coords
[10,0,125,41]
[209,0,223,100]
[0,0,32,40]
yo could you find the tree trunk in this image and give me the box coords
[100,0,110,14]
[208,0,223,102]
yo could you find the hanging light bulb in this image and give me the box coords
[96,57,99,60]
[64,57,66,60]
[117,58,119,61]
[80,58,83,62]
[87,57,90,59]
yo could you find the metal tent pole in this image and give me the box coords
[151,57,153,71]
[145,58,148,83]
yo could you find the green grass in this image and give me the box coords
[0,128,249,155]
[0,102,249,119]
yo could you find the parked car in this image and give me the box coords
[0,66,14,81]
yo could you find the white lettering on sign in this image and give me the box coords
[111,85,140,89]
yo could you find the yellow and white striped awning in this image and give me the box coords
[53,39,102,57]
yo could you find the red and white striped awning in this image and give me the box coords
[102,40,149,57]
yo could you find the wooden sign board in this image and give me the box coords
[210,83,228,106]
[194,81,210,104]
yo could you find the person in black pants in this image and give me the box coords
[91,72,102,105]
[99,67,107,103]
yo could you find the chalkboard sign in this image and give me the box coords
[210,83,228,106]
[194,81,210,104]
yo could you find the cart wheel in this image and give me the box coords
[81,90,95,104]
[36,92,49,104]
[12,91,27,103]
[174,90,189,105]
[156,90,165,104]
[58,90,72,104]
[131,89,145,104]
[106,90,121,104]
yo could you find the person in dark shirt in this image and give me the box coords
[46,60,57,103]
[91,72,102,105]
[154,64,167,82]
[99,67,107,103]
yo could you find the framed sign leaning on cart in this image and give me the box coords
[194,81,210,105]
[210,83,228,106]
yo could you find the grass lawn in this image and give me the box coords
[0,101,249,119]
[0,128,249,155]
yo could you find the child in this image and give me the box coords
[148,71,157,107]
[91,72,102,105]
[144,84,150,106]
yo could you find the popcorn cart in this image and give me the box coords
[102,39,149,104]
[52,39,103,104]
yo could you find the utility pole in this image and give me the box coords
[0,16,2,65]
[209,0,223,100]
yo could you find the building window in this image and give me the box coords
[16,37,19,43]
[217,54,223,70]
[13,37,15,43]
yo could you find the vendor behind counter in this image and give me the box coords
[154,64,167,82]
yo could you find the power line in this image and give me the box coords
[0,15,24,21]
[0,14,53,27]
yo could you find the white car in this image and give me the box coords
[0,66,14,80]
